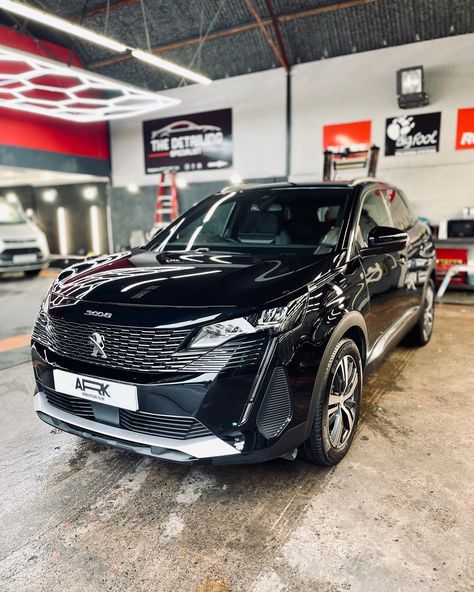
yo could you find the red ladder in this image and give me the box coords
[153,172,179,233]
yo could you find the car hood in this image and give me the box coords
[50,249,341,310]
[0,221,40,241]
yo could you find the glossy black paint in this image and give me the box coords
[32,181,436,464]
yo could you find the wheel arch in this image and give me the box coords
[304,311,368,440]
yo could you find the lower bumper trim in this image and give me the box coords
[34,391,239,460]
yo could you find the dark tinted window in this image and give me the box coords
[390,190,415,230]
[147,187,351,255]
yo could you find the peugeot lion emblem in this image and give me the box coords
[89,332,107,359]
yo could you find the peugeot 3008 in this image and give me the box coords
[32,181,435,466]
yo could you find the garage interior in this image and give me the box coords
[0,1,473,591]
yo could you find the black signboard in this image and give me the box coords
[143,108,232,174]
[385,112,441,156]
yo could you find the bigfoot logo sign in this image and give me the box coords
[385,112,441,156]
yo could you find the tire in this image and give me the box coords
[407,279,435,346]
[25,269,41,278]
[300,338,362,466]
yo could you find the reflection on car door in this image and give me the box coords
[356,187,405,348]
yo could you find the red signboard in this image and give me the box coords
[435,247,468,285]
[323,120,372,153]
[455,108,474,150]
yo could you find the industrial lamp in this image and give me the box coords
[396,66,429,109]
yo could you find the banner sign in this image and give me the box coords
[143,108,232,174]
[323,120,371,153]
[455,108,474,150]
[385,112,441,156]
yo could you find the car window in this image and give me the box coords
[148,187,351,255]
[357,190,393,246]
[390,190,415,231]
[0,198,26,225]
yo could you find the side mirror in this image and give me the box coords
[359,226,408,256]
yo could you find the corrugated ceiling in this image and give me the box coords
[0,0,472,90]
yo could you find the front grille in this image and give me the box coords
[33,312,268,374]
[0,247,41,262]
[44,388,94,420]
[33,312,189,372]
[43,389,212,439]
[119,409,212,439]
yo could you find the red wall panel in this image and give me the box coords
[0,26,109,161]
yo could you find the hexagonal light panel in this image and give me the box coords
[0,44,180,122]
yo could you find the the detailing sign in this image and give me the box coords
[385,112,441,156]
[143,108,232,174]
[455,108,474,150]
[323,120,371,153]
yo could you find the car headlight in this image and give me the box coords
[188,295,307,349]
[188,317,256,349]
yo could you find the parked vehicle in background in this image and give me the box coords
[32,180,435,466]
[0,196,50,277]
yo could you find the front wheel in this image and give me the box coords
[300,338,362,466]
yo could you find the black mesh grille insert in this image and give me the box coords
[256,367,292,439]
[43,389,213,440]
[44,388,94,420]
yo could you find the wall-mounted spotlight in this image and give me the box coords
[83,186,98,201]
[5,191,18,203]
[396,66,429,109]
[230,173,242,185]
[42,188,58,203]
[176,176,188,190]
[126,183,139,194]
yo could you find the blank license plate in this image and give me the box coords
[13,253,37,264]
[53,369,138,411]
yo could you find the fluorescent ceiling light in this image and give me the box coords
[0,44,180,122]
[132,49,212,85]
[42,189,58,203]
[1,2,212,85]
[83,186,98,200]
[0,0,127,52]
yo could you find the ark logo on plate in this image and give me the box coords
[385,112,441,156]
[455,108,474,150]
[143,108,233,174]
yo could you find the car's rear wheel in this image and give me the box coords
[300,338,362,466]
[407,279,435,346]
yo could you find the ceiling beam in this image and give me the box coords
[81,0,140,19]
[264,0,291,72]
[243,0,289,72]
[88,0,380,70]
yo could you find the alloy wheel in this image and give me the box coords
[422,284,434,341]
[327,355,359,449]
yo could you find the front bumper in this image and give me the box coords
[34,391,239,462]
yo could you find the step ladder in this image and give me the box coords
[152,172,179,234]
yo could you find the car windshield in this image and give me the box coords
[147,187,351,256]
[0,199,26,225]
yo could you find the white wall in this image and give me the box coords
[291,33,474,223]
[110,33,474,224]
[110,68,287,187]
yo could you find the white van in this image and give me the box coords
[0,197,50,277]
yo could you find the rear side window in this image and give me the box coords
[390,191,415,231]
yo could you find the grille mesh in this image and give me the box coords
[33,312,267,374]
[256,367,292,439]
[44,389,213,440]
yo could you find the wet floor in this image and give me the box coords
[0,301,473,591]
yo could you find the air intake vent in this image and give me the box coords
[257,367,292,439]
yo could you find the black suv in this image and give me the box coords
[32,181,435,466]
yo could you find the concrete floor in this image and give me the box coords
[0,276,473,592]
